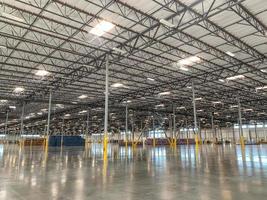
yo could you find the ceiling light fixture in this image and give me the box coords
[218,79,225,83]
[195,97,203,101]
[226,51,235,57]
[155,103,164,107]
[64,114,71,117]
[212,101,222,104]
[111,83,124,88]
[178,56,201,67]
[256,85,267,91]
[112,47,126,54]
[158,91,171,96]
[159,19,175,28]
[0,100,8,103]
[261,69,267,73]
[180,66,190,71]
[35,69,49,76]
[1,12,24,22]
[9,106,16,109]
[79,110,87,114]
[147,77,155,81]
[177,106,186,110]
[13,87,24,93]
[226,75,245,81]
[78,94,88,99]
[90,20,115,36]
[230,105,238,108]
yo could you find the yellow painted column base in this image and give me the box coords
[103,134,108,160]
[153,138,156,147]
[240,136,245,148]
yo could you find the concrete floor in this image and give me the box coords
[0,144,267,200]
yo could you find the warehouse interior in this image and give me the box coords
[0,0,267,199]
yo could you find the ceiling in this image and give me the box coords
[0,0,267,132]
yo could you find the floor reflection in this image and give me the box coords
[0,144,267,200]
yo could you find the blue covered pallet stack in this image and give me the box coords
[49,136,85,146]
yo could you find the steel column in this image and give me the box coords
[20,102,25,135]
[238,97,244,146]
[46,89,52,136]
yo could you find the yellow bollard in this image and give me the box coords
[153,138,156,147]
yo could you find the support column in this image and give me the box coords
[232,124,236,144]
[237,98,244,146]
[86,109,90,144]
[4,110,9,135]
[254,122,258,143]
[103,55,109,156]
[47,89,52,136]
[192,83,199,145]
[45,89,52,149]
[211,113,216,143]
[153,115,155,147]
[20,102,25,135]
[173,105,176,146]
[125,104,128,147]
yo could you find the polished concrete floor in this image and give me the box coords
[0,144,267,200]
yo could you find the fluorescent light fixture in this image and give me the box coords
[122,100,132,103]
[226,51,235,57]
[243,108,253,112]
[78,94,88,99]
[72,101,78,104]
[159,19,175,28]
[0,100,8,103]
[178,56,201,66]
[1,12,24,22]
[261,69,267,73]
[64,114,71,117]
[256,85,267,90]
[13,87,24,93]
[9,105,16,109]
[41,108,47,112]
[90,20,115,36]
[155,104,164,107]
[56,104,64,108]
[177,106,186,110]
[112,47,126,54]
[258,112,266,115]
[0,45,7,49]
[37,112,43,115]
[197,109,203,112]
[230,105,238,108]
[147,77,155,81]
[226,75,245,81]
[180,66,189,71]
[79,110,87,114]
[111,83,124,88]
[187,86,192,89]
[214,112,219,115]
[35,69,49,76]
[218,79,225,83]
[158,91,171,96]
[195,97,202,101]
[212,101,222,104]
